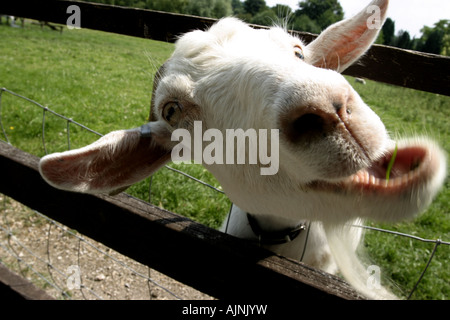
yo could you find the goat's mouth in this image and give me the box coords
[310,141,442,195]
[348,146,427,193]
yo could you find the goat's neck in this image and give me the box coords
[226,204,307,236]
[247,211,306,232]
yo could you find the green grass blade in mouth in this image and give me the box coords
[386,143,398,183]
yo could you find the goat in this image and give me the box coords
[39,0,446,299]
[355,77,367,85]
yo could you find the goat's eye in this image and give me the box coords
[162,102,182,126]
[294,45,304,60]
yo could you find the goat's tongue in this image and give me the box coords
[350,146,427,191]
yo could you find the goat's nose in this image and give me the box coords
[333,100,352,122]
[281,90,351,143]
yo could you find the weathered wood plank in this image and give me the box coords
[0,142,364,300]
[0,262,55,300]
[344,45,450,96]
[3,0,450,96]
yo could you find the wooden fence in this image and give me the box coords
[0,141,363,300]
[4,0,450,96]
[1,0,448,300]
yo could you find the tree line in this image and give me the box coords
[382,18,449,55]
[85,0,449,56]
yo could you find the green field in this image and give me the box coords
[0,22,449,300]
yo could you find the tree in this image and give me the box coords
[382,17,395,46]
[292,14,321,33]
[251,9,277,26]
[270,4,292,18]
[417,20,449,55]
[184,0,232,18]
[211,0,233,18]
[231,0,244,15]
[295,0,343,31]
[394,30,412,49]
[243,0,267,16]
[374,29,384,45]
[146,0,189,13]
[420,29,444,54]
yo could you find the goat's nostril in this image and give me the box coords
[333,102,343,112]
[334,99,351,119]
[289,113,326,141]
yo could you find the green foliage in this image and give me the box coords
[270,4,293,17]
[291,14,321,34]
[86,0,233,18]
[374,29,384,45]
[243,0,267,16]
[416,20,449,55]
[231,0,244,15]
[184,0,233,18]
[295,0,343,30]
[146,0,190,14]
[383,18,449,56]
[250,9,277,26]
[382,17,395,46]
[393,30,412,49]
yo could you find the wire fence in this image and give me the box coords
[0,87,213,300]
[0,87,449,300]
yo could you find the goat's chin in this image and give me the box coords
[309,137,447,221]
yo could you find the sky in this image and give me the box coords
[265,0,450,38]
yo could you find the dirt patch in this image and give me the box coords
[0,194,213,300]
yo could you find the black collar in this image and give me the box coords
[246,213,305,245]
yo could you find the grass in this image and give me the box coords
[0,21,230,230]
[0,21,449,299]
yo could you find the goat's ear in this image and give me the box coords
[305,0,389,73]
[39,121,172,195]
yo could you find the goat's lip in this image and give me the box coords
[309,145,437,194]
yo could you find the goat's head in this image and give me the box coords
[40,0,446,226]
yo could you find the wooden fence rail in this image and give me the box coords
[0,142,364,300]
[0,263,55,300]
[3,0,450,96]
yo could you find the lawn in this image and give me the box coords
[0,21,449,300]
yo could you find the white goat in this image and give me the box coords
[39,0,446,299]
